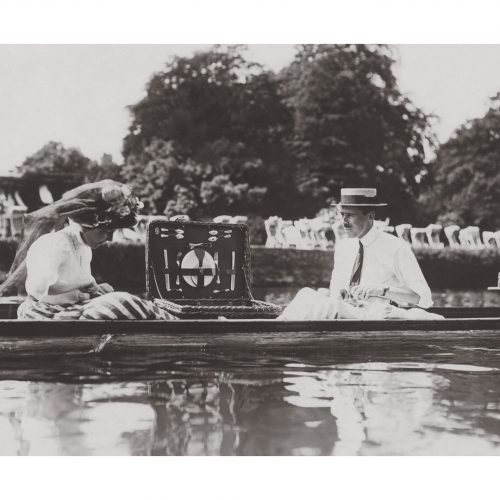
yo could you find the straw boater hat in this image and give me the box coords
[333,188,387,207]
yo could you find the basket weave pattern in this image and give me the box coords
[154,298,282,318]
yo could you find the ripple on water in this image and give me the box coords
[287,362,500,374]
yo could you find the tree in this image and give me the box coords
[280,44,435,221]
[14,143,124,207]
[85,153,123,183]
[17,141,90,184]
[121,45,296,218]
[121,138,267,219]
[419,93,500,229]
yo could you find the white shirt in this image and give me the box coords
[329,225,433,308]
[25,222,96,304]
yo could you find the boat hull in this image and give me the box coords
[0,314,500,357]
[1,302,500,357]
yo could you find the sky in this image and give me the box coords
[2,44,500,173]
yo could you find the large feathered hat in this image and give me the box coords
[63,180,143,229]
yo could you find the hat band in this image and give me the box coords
[340,194,379,205]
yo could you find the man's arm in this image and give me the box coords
[392,244,433,307]
[349,282,420,304]
[329,241,350,299]
[349,283,420,304]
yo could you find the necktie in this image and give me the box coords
[349,240,364,287]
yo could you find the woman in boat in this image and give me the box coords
[0,179,175,320]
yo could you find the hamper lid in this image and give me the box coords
[146,219,251,301]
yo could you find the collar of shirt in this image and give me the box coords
[359,224,379,247]
[65,220,86,247]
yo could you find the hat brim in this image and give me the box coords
[332,202,388,207]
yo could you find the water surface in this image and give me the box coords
[1,289,500,455]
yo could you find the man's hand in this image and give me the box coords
[349,283,385,301]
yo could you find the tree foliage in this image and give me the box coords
[121,45,295,219]
[16,141,90,183]
[121,138,267,218]
[122,45,434,221]
[16,143,123,200]
[17,46,436,224]
[419,93,500,229]
[280,44,435,221]
[85,153,123,183]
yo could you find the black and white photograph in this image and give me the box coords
[1,0,500,496]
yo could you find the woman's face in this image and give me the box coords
[81,227,115,248]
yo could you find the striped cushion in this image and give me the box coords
[18,292,176,320]
[80,292,176,320]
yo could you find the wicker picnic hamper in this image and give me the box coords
[146,219,282,319]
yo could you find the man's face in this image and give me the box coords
[339,206,373,239]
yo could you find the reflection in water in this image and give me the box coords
[1,350,500,455]
[0,375,338,456]
[284,363,500,455]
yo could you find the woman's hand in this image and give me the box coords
[77,290,91,302]
[79,282,100,297]
[97,283,114,295]
[79,282,114,298]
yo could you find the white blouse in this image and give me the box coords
[25,222,96,304]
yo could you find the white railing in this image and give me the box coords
[264,215,335,250]
[2,197,499,252]
[264,217,500,250]
[0,190,27,239]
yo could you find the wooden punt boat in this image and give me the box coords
[1,299,500,357]
[2,220,500,356]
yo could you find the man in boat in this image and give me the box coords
[330,187,432,308]
[0,180,176,320]
[279,188,439,320]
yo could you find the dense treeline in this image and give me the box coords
[120,44,434,222]
[279,44,434,221]
[418,92,500,229]
[121,46,295,218]
[12,44,500,229]
[13,45,433,223]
